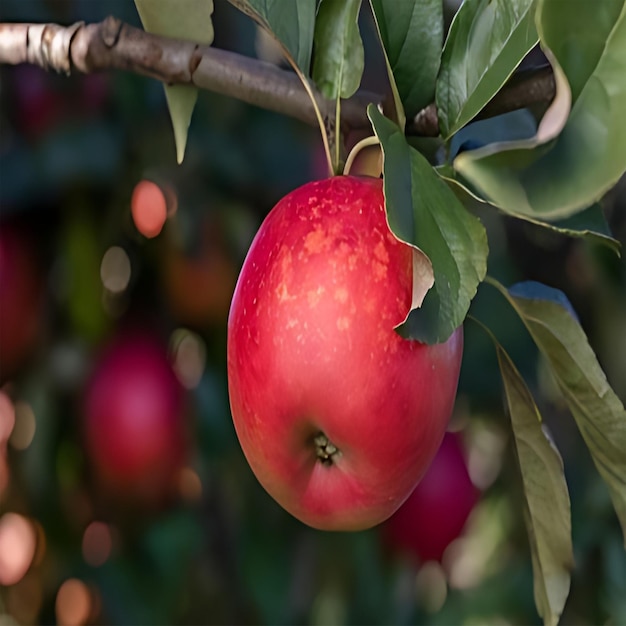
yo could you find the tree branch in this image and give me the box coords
[0,17,555,138]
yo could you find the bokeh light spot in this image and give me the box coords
[9,402,36,451]
[55,579,92,626]
[170,329,206,390]
[0,513,37,586]
[5,571,43,623]
[82,521,112,567]
[131,179,167,238]
[467,425,507,490]
[0,391,16,443]
[415,561,448,614]
[100,246,131,294]
[178,467,203,503]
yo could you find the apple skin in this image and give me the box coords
[382,431,478,563]
[0,221,42,380]
[227,176,463,531]
[83,331,186,504]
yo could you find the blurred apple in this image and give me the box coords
[0,221,43,380]
[83,330,186,504]
[382,431,478,563]
[162,220,238,329]
[79,73,111,116]
[12,65,65,140]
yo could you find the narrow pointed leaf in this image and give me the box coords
[161,86,199,164]
[454,0,626,220]
[367,2,405,129]
[370,0,443,120]
[489,278,626,544]
[312,0,364,99]
[496,343,573,626]
[436,0,538,139]
[227,0,316,74]
[369,107,488,344]
[135,0,214,164]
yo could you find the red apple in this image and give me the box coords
[227,176,463,531]
[0,221,43,380]
[382,431,478,563]
[83,331,186,503]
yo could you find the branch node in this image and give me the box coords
[25,22,80,75]
[409,104,439,138]
[102,16,122,48]
[0,17,556,137]
[189,45,202,77]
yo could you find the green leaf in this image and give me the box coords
[135,0,214,163]
[369,106,488,344]
[488,278,626,545]
[522,205,622,256]
[161,85,201,164]
[454,0,626,220]
[227,0,316,74]
[494,341,573,626]
[370,0,443,120]
[436,0,538,139]
[449,109,538,161]
[367,2,406,129]
[312,0,364,100]
[539,0,625,105]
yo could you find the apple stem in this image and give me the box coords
[343,135,381,177]
[313,432,340,465]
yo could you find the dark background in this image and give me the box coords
[1,1,625,624]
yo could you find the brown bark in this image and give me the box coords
[0,17,555,137]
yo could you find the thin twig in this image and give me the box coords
[0,17,556,137]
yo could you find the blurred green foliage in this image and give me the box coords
[0,1,625,625]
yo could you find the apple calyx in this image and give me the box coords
[313,432,340,465]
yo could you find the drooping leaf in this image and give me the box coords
[490,332,572,626]
[227,0,316,74]
[436,0,538,139]
[489,278,626,545]
[439,56,571,203]
[454,0,626,220]
[440,162,622,253]
[312,0,364,100]
[135,0,214,164]
[370,0,443,120]
[522,205,621,256]
[539,0,625,105]
[369,106,488,344]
